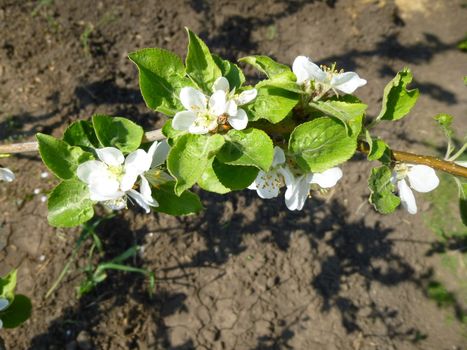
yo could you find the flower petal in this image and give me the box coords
[148,140,170,168]
[406,165,439,193]
[226,100,238,116]
[172,111,197,131]
[253,170,281,199]
[213,76,230,93]
[120,170,139,192]
[331,72,367,94]
[96,147,124,166]
[103,197,127,211]
[0,298,9,311]
[272,146,286,167]
[236,89,257,105]
[292,56,327,84]
[125,149,151,175]
[140,176,159,206]
[180,87,207,112]
[284,175,310,211]
[127,189,151,213]
[77,160,108,184]
[209,90,227,116]
[188,123,211,134]
[398,179,417,214]
[309,167,343,188]
[89,177,124,201]
[0,167,15,182]
[228,108,248,130]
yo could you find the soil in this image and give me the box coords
[0,0,466,349]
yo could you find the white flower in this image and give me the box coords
[0,297,9,329]
[248,146,286,199]
[248,147,343,211]
[172,77,256,134]
[0,167,15,182]
[280,166,343,211]
[392,164,439,214]
[77,142,170,213]
[292,56,367,95]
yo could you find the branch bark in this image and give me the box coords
[1,130,466,178]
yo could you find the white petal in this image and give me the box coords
[236,89,257,105]
[125,149,151,175]
[127,189,151,213]
[406,165,439,193]
[148,140,170,168]
[180,87,207,112]
[103,197,127,211]
[139,176,159,207]
[226,100,238,116]
[331,72,367,94]
[253,170,281,199]
[309,167,343,188]
[272,146,286,167]
[277,166,295,186]
[209,90,227,116]
[398,179,417,214]
[172,111,197,131]
[120,170,139,192]
[213,76,230,93]
[0,298,9,311]
[77,160,108,184]
[292,56,327,84]
[188,124,211,134]
[284,175,310,211]
[247,181,257,190]
[89,177,124,201]
[96,147,124,166]
[0,167,15,182]
[228,108,248,130]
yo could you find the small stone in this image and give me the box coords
[76,330,93,350]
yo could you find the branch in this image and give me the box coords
[1,130,466,178]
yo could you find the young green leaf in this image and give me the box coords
[217,128,274,171]
[376,68,419,121]
[47,179,95,227]
[288,117,357,173]
[162,119,186,144]
[153,182,203,216]
[213,54,245,90]
[167,134,225,195]
[309,96,367,135]
[129,48,192,115]
[368,165,400,214]
[0,270,17,301]
[37,133,93,180]
[240,55,294,79]
[0,295,32,329]
[63,120,99,148]
[92,115,144,153]
[185,28,222,92]
[245,86,299,124]
[434,113,454,138]
[365,130,389,161]
[198,159,259,194]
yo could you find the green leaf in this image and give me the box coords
[240,55,294,79]
[459,183,467,226]
[167,134,225,195]
[376,68,419,121]
[213,54,245,90]
[37,133,93,180]
[365,130,389,161]
[47,179,95,227]
[153,182,203,216]
[245,86,299,124]
[0,294,32,328]
[92,115,144,153]
[288,117,357,172]
[129,48,193,115]
[185,28,221,92]
[217,128,274,171]
[434,113,454,138]
[199,159,259,194]
[256,73,304,94]
[63,120,99,148]
[0,270,17,301]
[309,96,367,135]
[162,119,186,145]
[368,165,400,214]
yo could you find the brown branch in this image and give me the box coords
[358,141,467,178]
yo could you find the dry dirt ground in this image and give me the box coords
[0,0,466,349]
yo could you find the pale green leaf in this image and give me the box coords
[368,165,400,214]
[92,115,144,153]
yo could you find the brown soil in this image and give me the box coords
[1,0,466,349]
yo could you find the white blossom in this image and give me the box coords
[392,164,439,214]
[0,298,9,329]
[292,56,366,95]
[0,168,15,182]
[248,147,343,211]
[77,142,171,213]
[172,77,256,134]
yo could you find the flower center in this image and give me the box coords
[194,111,218,130]
[107,165,125,181]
